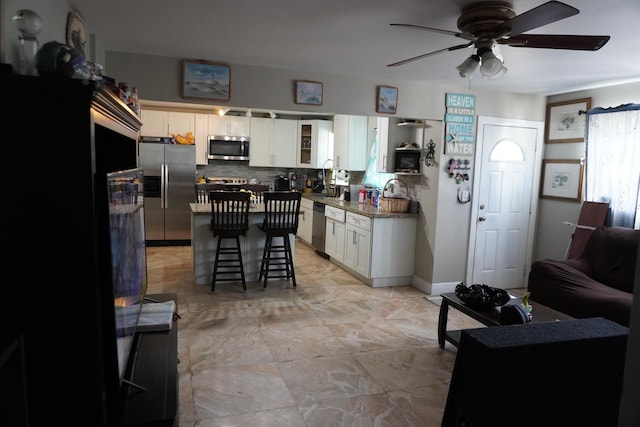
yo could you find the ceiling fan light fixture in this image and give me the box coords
[456,54,480,78]
[479,50,504,76]
[485,64,508,80]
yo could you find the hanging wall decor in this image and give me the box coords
[376,85,398,114]
[181,59,231,101]
[295,80,323,105]
[540,159,584,201]
[545,98,591,143]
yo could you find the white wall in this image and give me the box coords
[3,0,71,65]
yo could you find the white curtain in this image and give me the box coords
[585,104,640,228]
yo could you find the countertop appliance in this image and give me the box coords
[274,175,289,191]
[205,176,247,191]
[312,201,328,258]
[139,140,196,244]
[208,135,250,161]
[394,147,422,174]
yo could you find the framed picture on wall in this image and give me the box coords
[376,85,398,114]
[545,98,591,143]
[295,80,323,105]
[540,159,584,202]
[181,59,231,101]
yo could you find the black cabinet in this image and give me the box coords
[2,72,177,426]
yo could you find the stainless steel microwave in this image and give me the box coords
[208,135,250,161]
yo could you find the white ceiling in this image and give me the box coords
[69,0,640,95]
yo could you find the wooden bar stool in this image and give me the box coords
[258,191,302,289]
[210,191,251,291]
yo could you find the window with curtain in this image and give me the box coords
[585,103,640,229]
[363,126,395,189]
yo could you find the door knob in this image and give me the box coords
[479,216,487,221]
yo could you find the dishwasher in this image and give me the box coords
[312,201,329,258]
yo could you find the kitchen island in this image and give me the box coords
[190,203,295,286]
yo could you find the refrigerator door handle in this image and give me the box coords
[161,163,167,209]
[164,163,169,208]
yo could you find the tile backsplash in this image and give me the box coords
[196,161,364,190]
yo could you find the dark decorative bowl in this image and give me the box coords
[455,283,511,308]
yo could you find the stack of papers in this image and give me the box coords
[136,300,176,332]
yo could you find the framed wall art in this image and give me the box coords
[66,11,87,56]
[181,59,230,101]
[545,98,591,143]
[295,80,323,105]
[540,159,584,202]
[376,85,398,114]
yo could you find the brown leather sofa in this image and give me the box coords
[528,226,639,326]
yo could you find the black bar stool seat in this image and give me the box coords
[209,191,251,291]
[258,191,302,289]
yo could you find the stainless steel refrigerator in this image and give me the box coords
[139,142,196,244]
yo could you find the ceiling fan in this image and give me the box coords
[387,1,610,79]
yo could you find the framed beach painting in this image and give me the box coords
[540,159,584,202]
[545,98,591,143]
[181,59,231,101]
[295,80,323,105]
[376,85,398,114]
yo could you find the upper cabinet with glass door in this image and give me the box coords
[297,119,333,169]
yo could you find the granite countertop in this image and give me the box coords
[190,203,265,214]
[190,194,418,218]
[301,193,418,219]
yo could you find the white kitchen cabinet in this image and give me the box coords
[140,110,168,137]
[326,210,417,286]
[297,120,333,169]
[332,114,368,171]
[274,119,298,167]
[324,206,345,262]
[194,113,209,165]
[368,216,417,286]
[208,114,250,137]
[140,110,195,138]
[249,117,297,167]
[344,213,371,277]
[373,116,391,173]
[297,198,314,245]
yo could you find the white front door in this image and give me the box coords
[466,117,544,289]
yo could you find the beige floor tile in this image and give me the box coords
[145,240,526,426]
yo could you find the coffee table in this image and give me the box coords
[438,292,574,349]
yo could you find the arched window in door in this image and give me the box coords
[489,139,525,162]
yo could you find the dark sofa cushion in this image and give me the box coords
[583,226,640,293]
[528,259,632,326]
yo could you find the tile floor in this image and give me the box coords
[145,239,489,427]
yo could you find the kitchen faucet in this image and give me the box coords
[322,158,333,195]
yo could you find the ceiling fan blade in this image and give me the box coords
[390,23,475,41]
[500,34,610,51]
[506,1,579,37]
[387,42,473,67]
